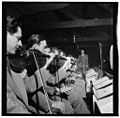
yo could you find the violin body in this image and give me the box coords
[26,49,47,76]
[8,54,27,73]
[8,48,47,76]
[46,55,66,74]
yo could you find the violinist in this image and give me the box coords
[43,48,75,114]
[23,34,70,114]
[51,48,72,82]
[54,52,90,114]
[45,47,90,114]
[45,48,90,114]
[6,16,35,114]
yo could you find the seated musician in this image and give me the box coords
[47,50,90,114]
[6,16,38,114]
[22,34,75,114]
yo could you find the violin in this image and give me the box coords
[8,48,47,76]
[26,49,47,76]
[46,55,67,74]
[8,48,53,114]
[8,54,27,73]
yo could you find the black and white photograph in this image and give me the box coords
[2,2,118,116]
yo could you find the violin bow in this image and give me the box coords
[32,51,52,114]
[54,58,62,102]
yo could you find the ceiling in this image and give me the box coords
[6,3,114,24]
[5,2,116,43]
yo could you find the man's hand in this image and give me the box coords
[56,86,72,93]
[44,53,55,69]
[21,69,27,79]
[51,101,65,114]
[72,72,82,78]
[64,87,73,95]
[66,76,75,81]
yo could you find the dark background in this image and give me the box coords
[5,2,115,71]
[2,2,118,116]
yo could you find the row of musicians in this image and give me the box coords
[6,16,90,114]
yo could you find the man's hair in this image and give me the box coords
[51,47,58,53]
[27,34,45,48]
[7,16,21,35]
[58,49,66,56]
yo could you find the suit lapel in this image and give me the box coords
[7,70,22,99]
[7,69,29,106]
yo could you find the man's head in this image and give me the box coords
[27,34,47,53]
[7,16,22,54]
[59,50,66,57]
[81,50,85,55]
[51,47,59,55]
[43,46,51,55]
